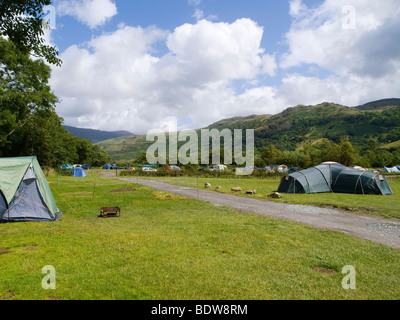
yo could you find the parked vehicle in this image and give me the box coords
[60,164,74,170]
[142,167,157,172]
[209,165,228,172]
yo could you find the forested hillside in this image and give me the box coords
[99,100,400,168]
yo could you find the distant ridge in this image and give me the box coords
[354,98,400,111]
[97,98,400,161]
[63,125,134,144]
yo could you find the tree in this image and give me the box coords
[275,150,309,168]
[336,137,358,166]
[0,0,61,65]
[366,137,379,153]
[134,152,148,165]
[301,142,321,167]
[89,145,111,167]
[261,144,282,165]
[75,138,93,164]
[0,37,111,167]
[0,37,58,157]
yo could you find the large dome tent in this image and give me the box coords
[278,162,393,195]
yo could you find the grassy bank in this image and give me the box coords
[0,173,399,300]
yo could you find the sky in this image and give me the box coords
[45,0,400,134]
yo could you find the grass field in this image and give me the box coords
[1,171,400,300]
[139,175,400,219]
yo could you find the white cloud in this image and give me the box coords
[192,8,204,21]
[56,0,117,29]
[281,0,400,74]
[188,0,202,6]
[188,0,217,22]
[51,19,278,133]
[278,0,400,107]
[51,0,400,135]
[289,0,307,18]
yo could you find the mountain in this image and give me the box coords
[354,98,400,111]
[97,99,400,161]
[63,125,134,144]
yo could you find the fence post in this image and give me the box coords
[92,184,96,207]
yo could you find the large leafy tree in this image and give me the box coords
[0,37,110,167]
[0,37,58,157]
[0,0,61,65]
[0,3,111,168]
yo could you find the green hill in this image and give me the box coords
[98,99,400,162]
[97,134,148,161]
[354,98,400,111]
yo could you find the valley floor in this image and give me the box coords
[120,177,400,250]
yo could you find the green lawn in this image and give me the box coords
[0,172,399,300]
[139,175,400,219]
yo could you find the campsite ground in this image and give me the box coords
[0,170,400,300]
[133,174,400,219]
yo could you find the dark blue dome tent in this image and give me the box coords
[278,162,393,195]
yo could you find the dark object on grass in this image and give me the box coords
[99,207,121,218]
[268,192,282,199]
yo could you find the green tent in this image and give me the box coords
[0,156,63,222]
[278,162,393,195]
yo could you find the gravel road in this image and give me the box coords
[119,177,400,250]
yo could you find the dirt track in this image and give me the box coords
[118,177,400,250]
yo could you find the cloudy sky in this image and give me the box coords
[46,0,400,134]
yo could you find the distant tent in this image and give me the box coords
[384,166,400,173]
[278,162,393,195]
[278,165,288,173]
[0,156,63,222]
[71,167,87,178]
[397,166,400,171]
[103,164,112,170]
[354,166,367,171]
[265,164,288,173]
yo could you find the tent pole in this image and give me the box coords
[92,184,96,208]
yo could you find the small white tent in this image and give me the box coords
[384,166,400,173]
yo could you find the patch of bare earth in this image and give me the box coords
[314,267,337,274]
[110,188,137,193]
[1,290,16,299]
[22,245,40,251]
[0,248,11,255]
[63,192,92,198]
